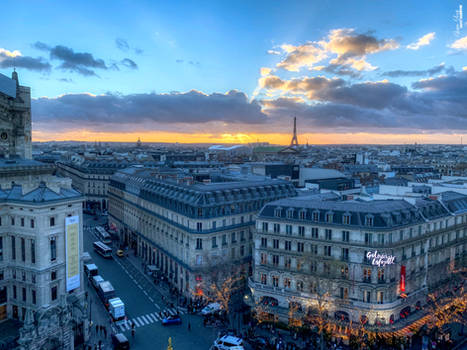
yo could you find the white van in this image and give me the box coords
[211,335,244,350]
[201,302,222,315]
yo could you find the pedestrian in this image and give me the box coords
[188,321,191,331]
[131,329,135,338]
[95,324,99,334]
[98,340,102,350]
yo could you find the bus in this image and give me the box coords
[93,241,112,258]
[95,226,112,245]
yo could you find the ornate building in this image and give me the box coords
[0,72,88,349]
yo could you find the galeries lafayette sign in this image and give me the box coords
[366,251,396,267]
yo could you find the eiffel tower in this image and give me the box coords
[290,117,299,147]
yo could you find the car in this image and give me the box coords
[162,314,182,326]
[111,333,130,350]
[211,335,245,350]
[116,249,125,257]
[201,302,222,315]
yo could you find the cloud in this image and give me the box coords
[120,58,138,70]
[33,42,108,76]
[260,67,272,76]
[382,63,450,77]
[267,49,281,55]
[406,32,435,50]
[115,38,130,52]
[260,70,467,132]
[450,35,467,50]
[176,59,184,63]
[32,90,267,131]
[0,48,51,72]
[134,48,144,55]
[274,28,398,72]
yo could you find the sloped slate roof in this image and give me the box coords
[2,183,81,203]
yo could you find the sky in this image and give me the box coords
[1,0,467,144]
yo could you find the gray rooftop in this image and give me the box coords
[0,73,16,98]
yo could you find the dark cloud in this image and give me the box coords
[33,42,108,76]
[120,58,138,70]
[261,70,467,132]
[382,63,452,78]
[32,90,267,131]
[320,64,361,78]
[0,53,51,72]
[115,38,130,52]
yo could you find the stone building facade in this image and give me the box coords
[250,192,467,327]
[108,166,297,297]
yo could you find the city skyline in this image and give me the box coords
[1,0,467,144]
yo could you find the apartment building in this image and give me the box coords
[250,192,467,327]
[108,166,296,297]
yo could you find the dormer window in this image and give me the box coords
[326,212,333,223]
[343,213,351,225]
[365,215,374,227]
[287,209,294,219]
[274,207,282,218]
[299,210,306,220]
[313,211,319,222]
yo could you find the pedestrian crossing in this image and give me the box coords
[116,307,185,331]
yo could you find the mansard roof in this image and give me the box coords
[0,183,82,204]
[259,195,451,229]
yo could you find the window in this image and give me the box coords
[364,233,373,245]
[273,239,279,249]
[0,237,2,261]
[341,265,349,279]
[378,234,384,245]
[13,285,17,299]
[313,212,319,222]
[20,218,24,227]
[261,273,267,285]
[272,276,279,287]
[11,236,16,260]
[341,248,349,261]
[22,287,26,302]
[240,231,245,241]
[342,230,349,242]
[50,238,56,261]
[377,291,384,304]
[51,286,57,301]
[272,255,279,266]
[231,232,236,243]
[231,247,235,258]
[399,230,403,241]
[50,217,55,227]
[273,223,280,233]
[340,287,348,299]
[31,240,35,264]
[11,217,15,226]
[326,213,333,223]
[240,245,245,256]
[310,244,318,255]
[32,290,36,304]
[283,277,291,288]
[274,208,281,217]
[260,253,267,264]
[388,232,393,244]
[286,225,292,235]
[299,210,306,220]
[297,280,304,291]
[212,221,216,229]
[343,214,351,225]
[262,222,269,232]
[323,262,331,274]
[324,246,331,256]
[222,235,227,245]
[21,238,25,262]
[196,238,203,250]
[297,242,304,252]
[298,226,305,237]
[196,222,202,232]
[377,269,385,283]
[285,257,291,269]
[310,261,317,272]
[285,241,291,251]
[261,237,267,248]
[287,210,294,219]
[363,268,372,282]
[363,290,371,303]
[365,216,373,226]
[325,229,332,240]
[311,227,318,238]
[211,237,217,248]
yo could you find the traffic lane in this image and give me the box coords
[83,228,159,320]
[125,313,218,350]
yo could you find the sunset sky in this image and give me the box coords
[1,0,467,144]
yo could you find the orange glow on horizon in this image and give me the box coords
[31,129,467,145]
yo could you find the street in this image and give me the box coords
[83,214,219,350]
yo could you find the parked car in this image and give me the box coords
[162,315,182,326]
[201,302,222,315]
[210,335,245,350]
[116,249,125,258]
[111,333,130,350]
